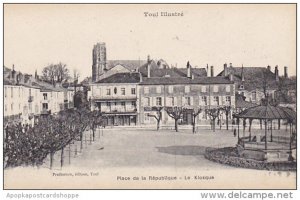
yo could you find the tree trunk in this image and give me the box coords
[192,116,196,134]
[175,119,178,132]
[213,119,215,132]
[50,151,54,170]
[60,147,64,168]
[278,119,281,130]
[68,143,71,164]
[92,124,95,141]
[226,113,229,130]
[80,133,83,152]
[157,119,160,131]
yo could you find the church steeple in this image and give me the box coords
[92,42,107,82]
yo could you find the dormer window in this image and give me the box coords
[239,85,244,90]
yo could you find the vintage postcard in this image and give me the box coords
[3,4,297,189]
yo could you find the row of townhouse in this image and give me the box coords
[89,72,235,126]
[4,67,74,126]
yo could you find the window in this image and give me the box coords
[131,101,136,107]
[144,87,149,94]
[185,86,190,93]
[106,89,111,95]
[131,88,136,95]
[213,85,219,92]
[201,96,207,105]
[43,93,48,100]
[169,86,173,93]
[114,87,117,94]
[170,97,174,106]
[156,86,161,94]
[185,97,191,106]
[201,86,206,93]
[226,96,231,105]
[226,85,231,92]
[144,97,150,106]
[11,87,13,98]
[156,97,162,106]
[11,103,14,111]
[121,88,125,95]
[106,102,111,107]
[42,103,48,110]
[214,96,219,105]
[121,102,126,110]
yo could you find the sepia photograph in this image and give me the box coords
[3,3,297,189]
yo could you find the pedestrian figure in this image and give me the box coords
[233,128,237,137]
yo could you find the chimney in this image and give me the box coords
[229,73,233,81]
[275,65,279,82]
[210,66,214,77]
[147,55,151,78]
[139,72,143,83]
[16,73,20,85]
[229,63,233,68]
[284,66,288,78]
[11,64,16,82]
[35,70,38,80]
[241,64,245,82]
[187,61,191,78]
[267,65,271,71]
[224,63,228,76]
[206,64,209,77]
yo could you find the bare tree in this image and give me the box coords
[165,106,184,132]
[220,106,231,130]
[206,108,220,132]
[42,62,70,85]
[192,108,202,133]
[147,106,163,130]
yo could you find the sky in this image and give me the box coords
[4,4,296,81]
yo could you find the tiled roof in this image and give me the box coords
[140,76,233,85]
[139,60,207,78]
[107,60,146,71]
[96,72,141,84]
[235,93,257,109]
[4,78,13,85]
[139,60,160,77]
[174,68,207,77]
[218,66,281,90]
